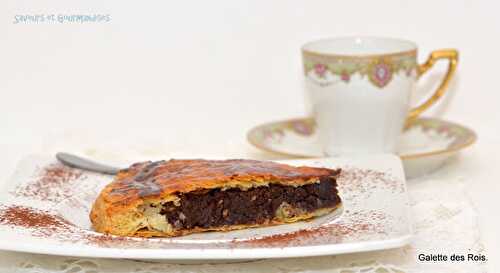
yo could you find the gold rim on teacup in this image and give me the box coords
[302,36,418,59]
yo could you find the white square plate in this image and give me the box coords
[0,154,412,261]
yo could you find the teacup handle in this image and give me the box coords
[408,49,459,121]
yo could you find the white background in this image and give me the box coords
[1,0,499,271]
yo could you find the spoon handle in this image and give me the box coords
[56,152,121,175]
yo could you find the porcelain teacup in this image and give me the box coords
[302,37,458,155]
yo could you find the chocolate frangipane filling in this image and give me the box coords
[160,177,340,230]
[90,159,342,237]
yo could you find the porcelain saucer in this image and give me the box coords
[247,118,476,178]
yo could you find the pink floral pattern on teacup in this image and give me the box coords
[314,64,328,78]
[340,72,350,83]
[304,54,416,88]
[370,63,392,88]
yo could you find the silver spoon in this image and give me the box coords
[56,152,122,175]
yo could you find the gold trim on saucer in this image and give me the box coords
[247,118,315,159]
[247,117,477,160]
[399,117,476,160]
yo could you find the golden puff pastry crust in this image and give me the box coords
[90,159,341,237]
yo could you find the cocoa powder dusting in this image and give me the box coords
[0,205,71,234]
[14,163,84,202]
[0,205,139,247]
[337,167,403,197]
[234,210,387,248]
